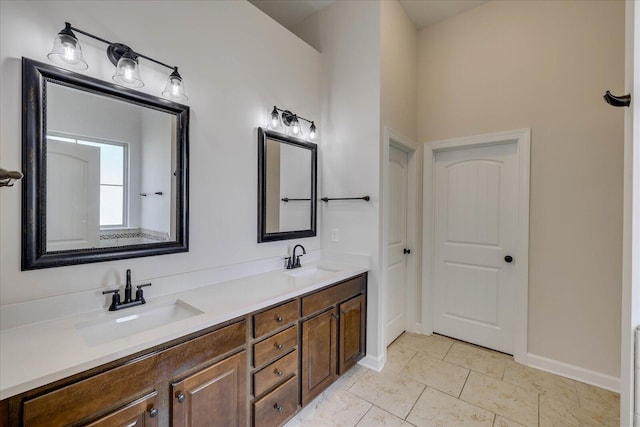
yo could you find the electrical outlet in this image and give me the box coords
[331,228,339,242]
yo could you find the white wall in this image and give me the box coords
[380,0,420,333]
[0,0,321,304]
[294,1,383,367]
[140,108,172,235]
[417,0,624,381]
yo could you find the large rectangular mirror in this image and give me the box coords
[258,127,317,242]
[22,58,189,269]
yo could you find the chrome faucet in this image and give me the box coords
[286,244,306,269]
[102,269,151,311]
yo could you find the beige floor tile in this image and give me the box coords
[493,416,526,427]
[444,342,508,379]
[349,370,425,418]
[539,394,619,427]
[384,343,417,374]
[286,389,371,427]
[460,372,538,427]
[407,387,495,427]
[356,406,414,427]
[575,381,620,420]
[502,360,578,406]
[395,332,454,359]
[401,352,470,397]
[330,363,370,391]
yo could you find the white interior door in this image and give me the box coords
[433,142,518,353]
[46,139,100,251]
[386,145,409,345]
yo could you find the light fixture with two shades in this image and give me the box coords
[47,22,188,102]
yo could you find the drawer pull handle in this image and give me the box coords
[275,343,283,350]
[148,407,158,418]
[275,369,284,377]
[274,404,284,413]
[276,316,284,322]
[176,393,186,403]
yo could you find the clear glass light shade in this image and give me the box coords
[162,73,188,102]
[309,122,317,140]
[291,117,301,135]
[113,55,144,88]
[47,32,88,70]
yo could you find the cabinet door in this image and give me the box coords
[301,310,337,406]
[84,391,159,427]
[172,351,247,427]
[338,294,365,374]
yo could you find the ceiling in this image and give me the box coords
[248,0,488,31]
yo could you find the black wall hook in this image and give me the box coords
[603,90,631,107]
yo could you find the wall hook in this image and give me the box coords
[0,168,23,188]
[603,90,631,107]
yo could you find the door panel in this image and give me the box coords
[434,143,517,353]
[301,310,337,406]
[386,146,408,345]
[46,139,100,251]
[172,351,247,427]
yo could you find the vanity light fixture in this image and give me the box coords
[48,22,188,101]
[269,106,317,140]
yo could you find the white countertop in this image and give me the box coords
[0,262,368,400]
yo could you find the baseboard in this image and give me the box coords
[359,353,386,372]
[411,322,422,334]
[522,353,620,393]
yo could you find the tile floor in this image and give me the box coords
[284,333,620,427]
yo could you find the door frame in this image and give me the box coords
[381,126,419,349]
[422,128,530,361]
[620,0,638,424]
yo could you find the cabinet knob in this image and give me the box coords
[176,393,186,403]
[275,343,283,350]
[148,407,158,418]
[274,404,284,413]
[275,369,284,377]
[332,314,340,320]
[276,316,284,322]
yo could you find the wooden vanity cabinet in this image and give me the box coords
[300,274,367,406]
[2,272,367,427]
[16,320,247,427]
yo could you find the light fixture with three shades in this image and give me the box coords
[47,22,188,102]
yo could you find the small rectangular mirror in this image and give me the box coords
[258,127,317,242]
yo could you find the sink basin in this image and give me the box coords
[287,265,340,281]
[76,300,203,346]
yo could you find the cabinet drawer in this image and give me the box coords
[253,325,297,367]
[253,300,298,338]
[253,376,298,427]
[253,349,298,397]
[301,274,365,317]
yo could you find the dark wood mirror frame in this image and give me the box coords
[257,127,317,243]
[21,57,189,270]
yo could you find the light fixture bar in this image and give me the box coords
[50,22,188,101]
[67,23,175,72]
[271,106,314,127]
